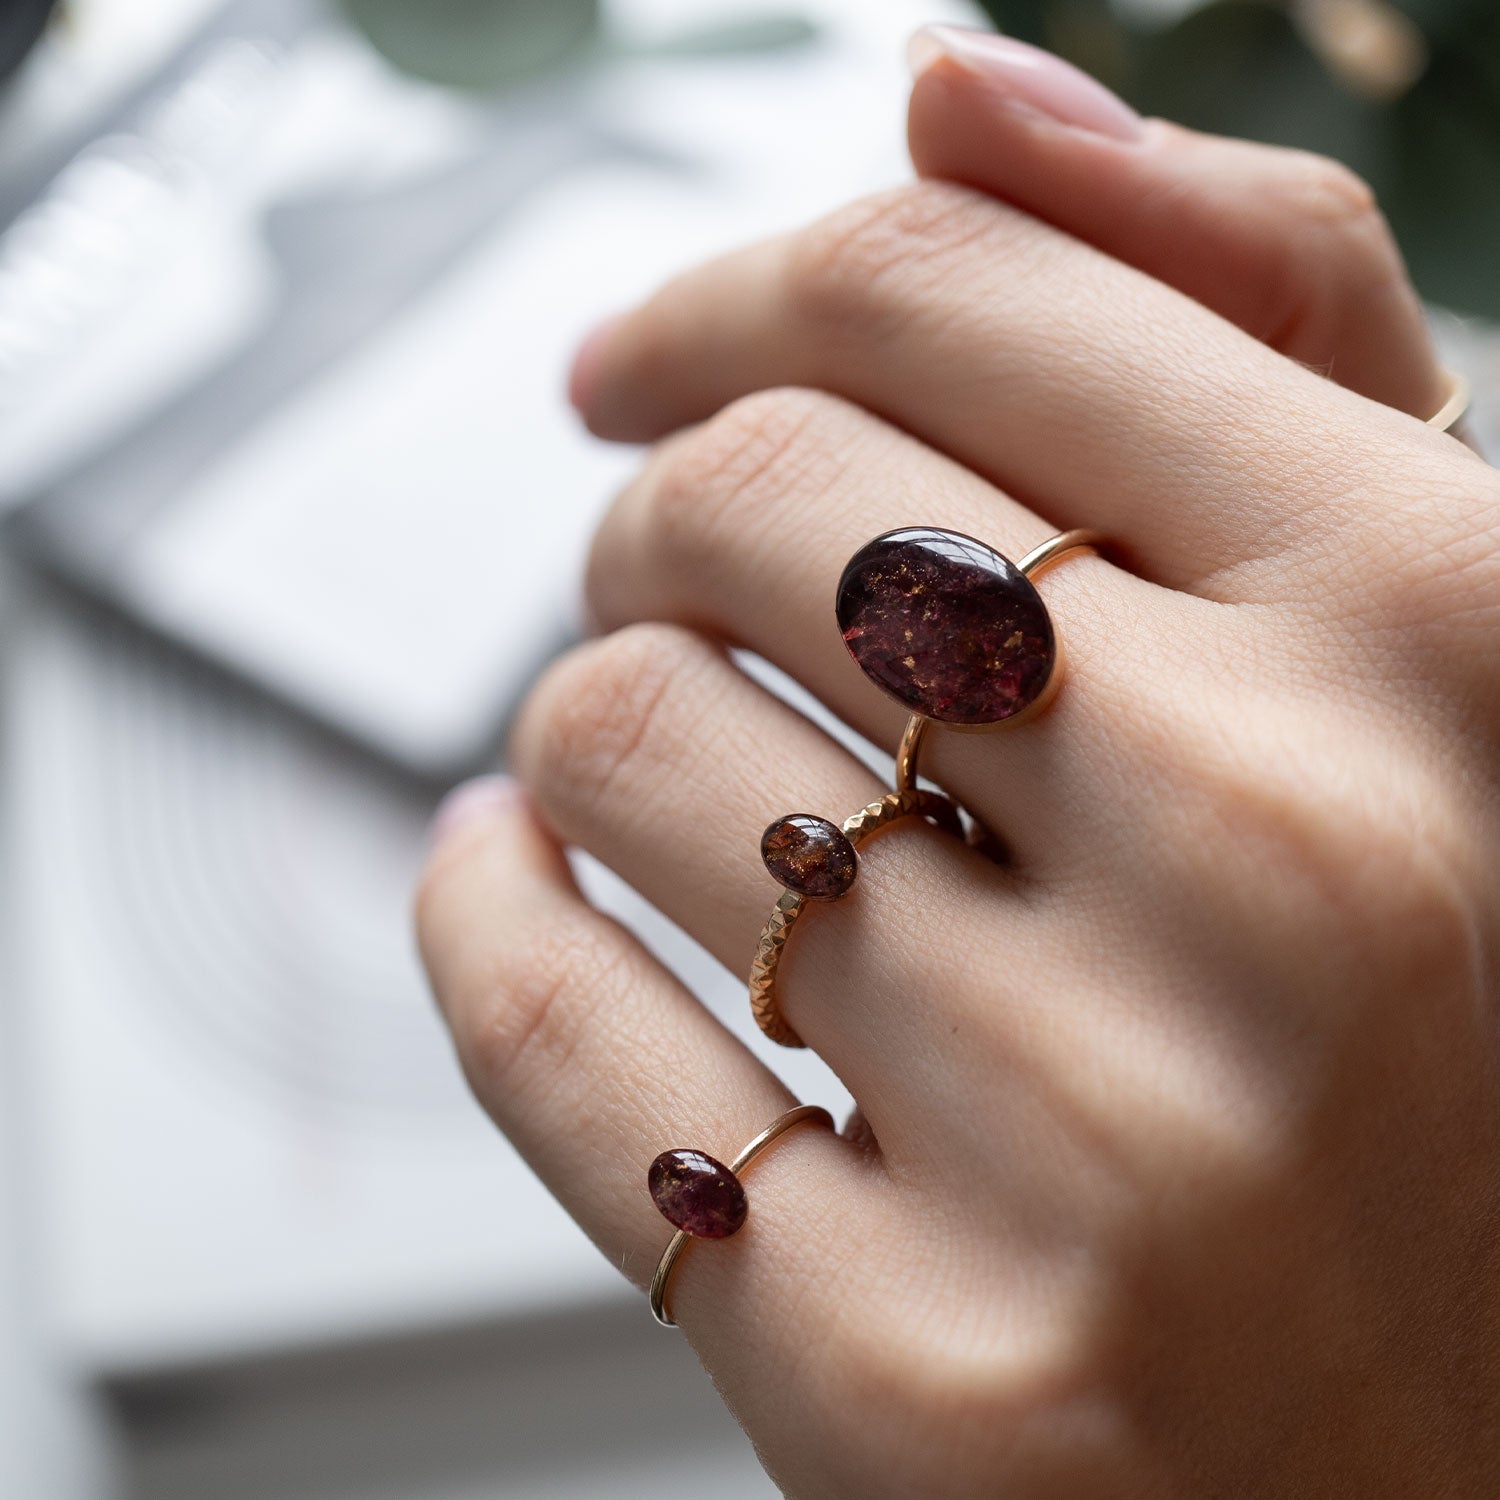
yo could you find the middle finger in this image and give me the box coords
[571,179,1425,596]
[588,384,1186,862]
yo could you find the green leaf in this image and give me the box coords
[339,0,600,91]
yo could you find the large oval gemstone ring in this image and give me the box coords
[836,525,1103,787]
[840,527,1078,726]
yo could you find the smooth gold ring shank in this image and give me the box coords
[749,789,961,1048]
[649,1104,834,1327]
[894,527,1104,795]
[1427,371,1471,435]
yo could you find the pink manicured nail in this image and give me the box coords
[567,314,622,414]
[907,26,1142,143]
[428,774,521,847]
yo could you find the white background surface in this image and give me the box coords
[0,0,974,775]
[0,0,976,1495]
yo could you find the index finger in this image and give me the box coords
[905,29,1446,420]
[568,179,1442,597]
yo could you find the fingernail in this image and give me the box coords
[428,774,521,848]
[567,313,622,414]
[907,26,1142,142]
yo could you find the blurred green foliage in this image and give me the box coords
[340,0,601,90]
[340,1,817,94]
[974,0,1500,318]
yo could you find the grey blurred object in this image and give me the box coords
[114,1302,777,1500]
[0,0,57,89]
[0,0,862,779]
[2,564,843,1493]
[0,0,659,778]
[0,5,946,1494]
[0,0,307,232]
[4,97,645,609]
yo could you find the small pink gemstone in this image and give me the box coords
[761,814,857,900]
[649,1149,748,1239]
[836,528,1055,725]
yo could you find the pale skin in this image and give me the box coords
[417,30,1500,1499]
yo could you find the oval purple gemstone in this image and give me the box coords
[761,813,858,901]
[836,528,1056,725]
[649,1149,748,1239]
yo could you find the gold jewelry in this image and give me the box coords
[836,527,1103,795]
[648,1104,833,1327]
[749,527,1097,1046]
[1427,371,1471,434]
[751,789,961,1047]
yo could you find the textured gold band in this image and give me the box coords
[894,528,1103,795]
[749,789,962,1048]
[650,1104,834,1327]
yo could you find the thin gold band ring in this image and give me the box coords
[1428,371,1471,435]
[649,1104,834,1327]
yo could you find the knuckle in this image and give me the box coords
[456,919,625,1099]
[411,846,461,968]
[822,1297,1121,1492]
[1337,775,1485,994]
[1257,150,1411,357]
[639,387,842,563]
[785,180,996,337]
[1173,709,1483,994]
[517,623,700,816]
[1279,150,1380,230]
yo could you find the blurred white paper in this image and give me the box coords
[1,0,977,777]
[7,586,850,1373]
[0,0,969,1381]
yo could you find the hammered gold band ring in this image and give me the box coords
[751,789,962,1048]
[648,1104,834,1327]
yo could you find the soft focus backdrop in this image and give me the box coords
[0,2,1491,1498]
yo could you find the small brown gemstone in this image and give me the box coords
[761,814,858,901]
[649,1149,748,1238]
[836,527,1056,725]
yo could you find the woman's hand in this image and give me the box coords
[417,33,1500,1499]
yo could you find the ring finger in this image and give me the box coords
[508,620,1028,1115]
